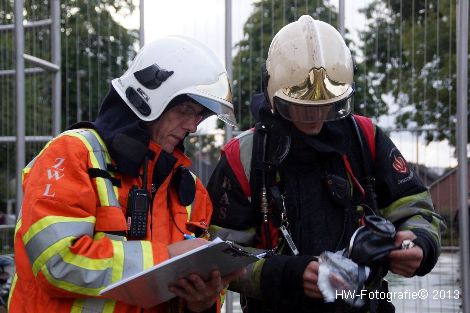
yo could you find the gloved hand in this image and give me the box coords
[347,215,397,267]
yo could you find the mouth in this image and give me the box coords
[171,135,184,142]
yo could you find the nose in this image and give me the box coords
[184,116,199,133]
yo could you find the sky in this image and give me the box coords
[122,0,457,170]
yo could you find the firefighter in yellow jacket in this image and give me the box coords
[9,36,240,313]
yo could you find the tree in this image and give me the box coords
[0,0,138,205]
[60,0,138,127]
[357,0,460,145]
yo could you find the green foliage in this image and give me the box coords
[229,0,462,147]
[59,0,138,126]
[230,0,339,130]
[358,0,460,145]
[0,0,138,203]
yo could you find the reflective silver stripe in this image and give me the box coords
[46,254,112,288]
[122,241,145,278]
[76,129,119,208]
[80,298,106,312]
[237,130,254,183]
[104,233,126,241]
[25,221,94,265]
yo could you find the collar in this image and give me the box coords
[292,119,349,155]
[148,141,191,168]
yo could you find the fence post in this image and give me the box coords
[457,0,469,311]
[14,0,25,216]
[224,0,233,144]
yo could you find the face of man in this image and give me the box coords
[148,101,206,153]
[286,103,331,135]
[292,120,325,135]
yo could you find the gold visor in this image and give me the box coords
[281,67,352,102]
[274,96,352,123]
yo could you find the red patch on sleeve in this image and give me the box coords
[392,155,409,174]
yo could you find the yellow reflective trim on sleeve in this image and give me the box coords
[72,298,117,313]
[22,138,54,182]
[23,216,95,245]
[252,259,265,294]
[71,299,85,313]
[93,231,106,240]
[32,236,74,275]
[58,249,113,271]
[141,241,154,270]
[103,299,117,313]
[380,191,431,218]
[185,172,198,222]
[41,266,102,296]
[15,218,22,235]
[111,240,124,283]
[103,299,116,313]
[66,132,111,207]
[7,273,17,309]
[81,129,120,209]
[90,129,112,162]
[96,177,111,207]
[219,288,226,307]
[185,205,192,222]
[22,165,32,183]
[113,184,119,203]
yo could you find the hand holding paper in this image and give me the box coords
[99,238,258,308]
[169,267,246,312]
[167,238,209,257]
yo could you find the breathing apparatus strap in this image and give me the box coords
[349,115,379,215]
[250,122,273,249]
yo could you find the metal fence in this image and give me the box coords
[0,0,468,312]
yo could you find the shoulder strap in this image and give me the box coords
[347,115,378,214]
[222,129,255,198]
[352,114,376,162]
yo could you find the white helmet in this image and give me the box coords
[112,36,237,126]
[266,15,354,123]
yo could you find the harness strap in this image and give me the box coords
[88,168,122,187]
[347,115,378,215]
[343,155,365,198]
[352,115,376,161]
[222,129,254,198]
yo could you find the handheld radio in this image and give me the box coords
[127,156,151,239]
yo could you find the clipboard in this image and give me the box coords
[99,238,259,308]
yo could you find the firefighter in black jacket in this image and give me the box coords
[207,15,442,313]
